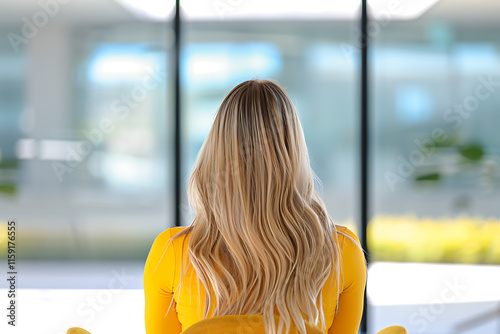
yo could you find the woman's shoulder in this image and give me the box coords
[168,225,190,237]
[144,226,190,289]
[156,225,189,238]
[151,226,190,250]
[334,225,362,249]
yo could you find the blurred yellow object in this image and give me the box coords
[368,215,500,264]
[375,325,408,334]
[182,315,407,334]
[66,328,91,334]
[0,221,7,253]
[181,315,324,334]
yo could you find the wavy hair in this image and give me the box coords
[172,80,342,334]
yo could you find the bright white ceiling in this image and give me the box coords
[0,0,498,24]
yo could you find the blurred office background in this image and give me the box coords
[0,0,499,333]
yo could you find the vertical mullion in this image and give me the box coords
[173,0,181,226]
[360,0,370,332]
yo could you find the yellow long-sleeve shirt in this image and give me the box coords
[144,226,366,334]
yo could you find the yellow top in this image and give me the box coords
[144,226,366,334]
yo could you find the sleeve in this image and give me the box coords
[328,228,367,334]
[144,228,182,334]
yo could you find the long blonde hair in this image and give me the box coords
[173,80,342,333]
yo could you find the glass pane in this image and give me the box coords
[0,9,173,263]
[370,1,500,333]
[180,16,359,236]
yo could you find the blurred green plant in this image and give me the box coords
[459,143,484,162]
[0,184,16,195]
[413,137,499,190]
[0,159,19,196]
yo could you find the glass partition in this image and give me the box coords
[181,16,359,231]
[369,1,500,333]
[0,15,174,261]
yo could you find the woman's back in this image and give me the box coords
[143,80,366,334]
[144,225,366,334]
